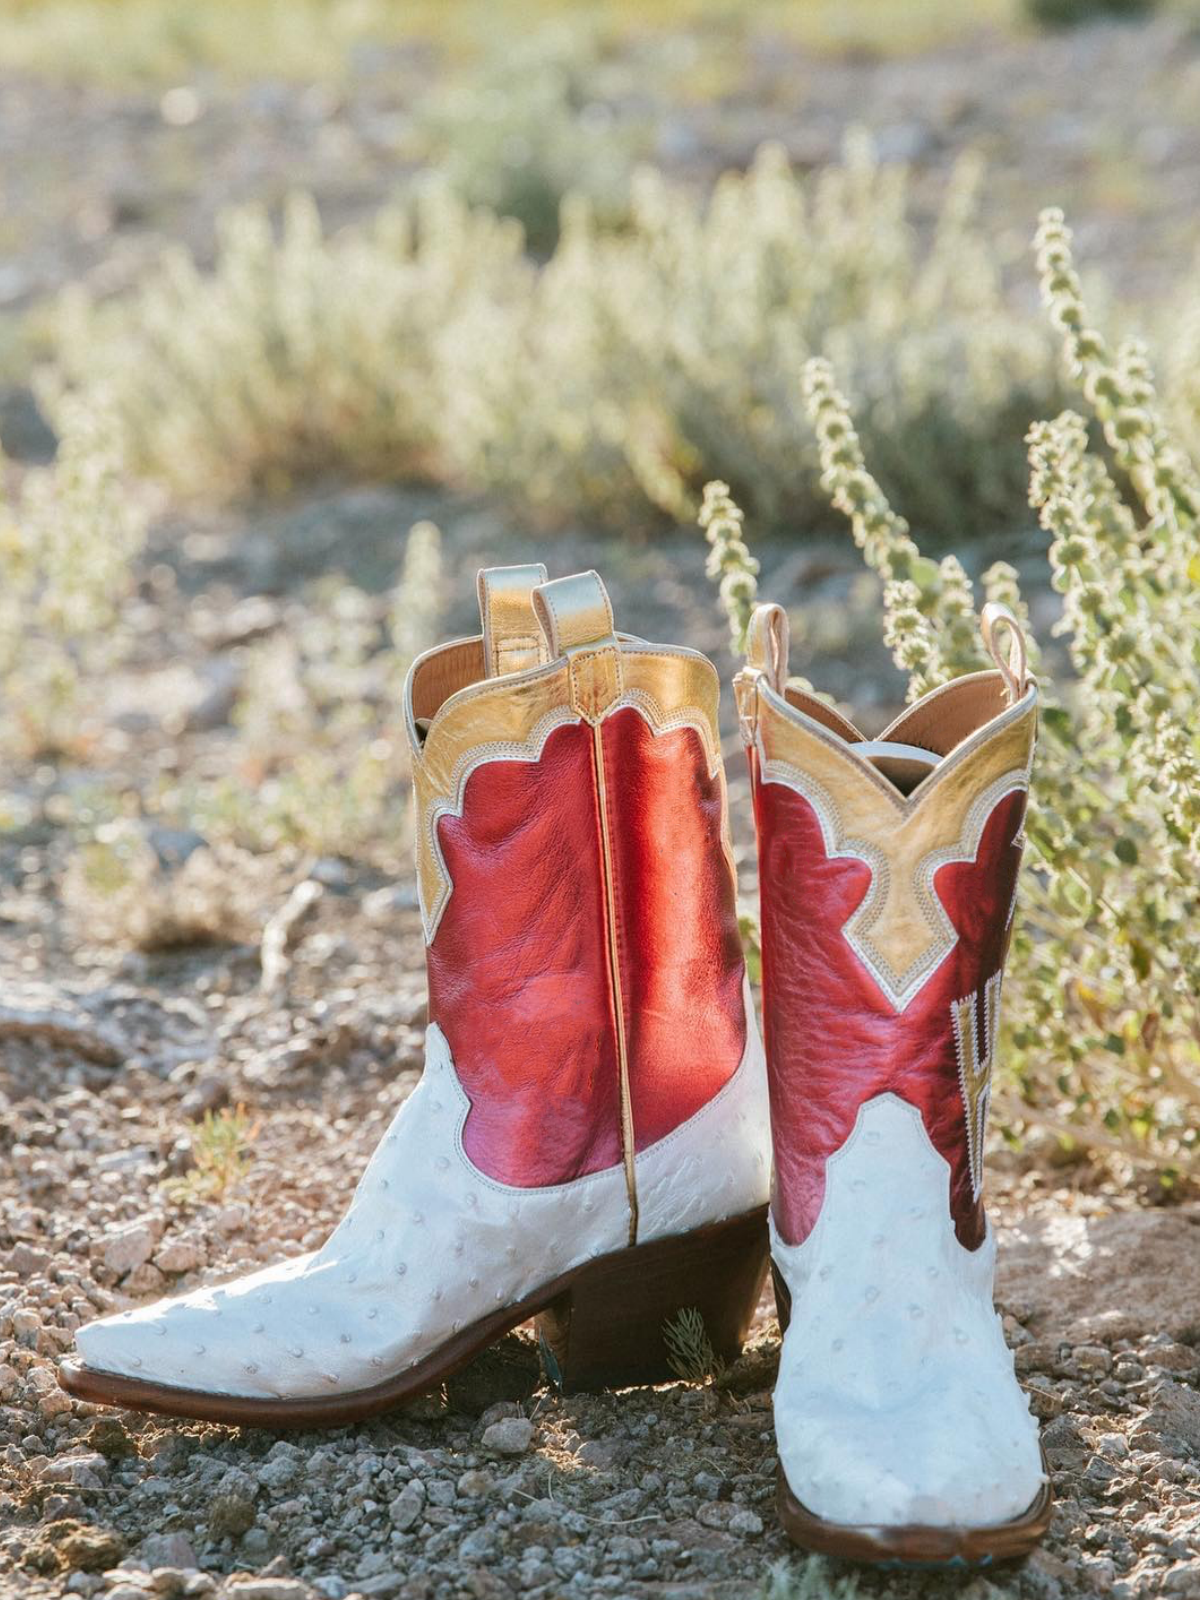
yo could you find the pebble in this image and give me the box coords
[41,1452,109,1487]
[456,1468,493,1497]
[101,1220,162,1277]
[388,1482,425,1531]
[139,1534,197,1569]
[152,1235,207,1275]
[224,1583,315,1600]
[481,1417,535,1455]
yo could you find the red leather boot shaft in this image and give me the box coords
[756,777,1026,1249]
[599,707,747,1149]
[426,720,623,1186]
[414,611,747,1193]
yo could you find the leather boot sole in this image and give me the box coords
[58,1205,769,1427]
[776,1462,1053,1567]
[771,1264,1053,1566]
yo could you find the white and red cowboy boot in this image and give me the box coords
[735,600,1051,1565]
[61,567,770,1425]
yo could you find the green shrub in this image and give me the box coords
[714,209,1198,1175]
[53,137,1057,549]
[0,394,147,758]
[49,187,529,504]
[419,22,642,253]
[1025,0,1154,29]
[759,1559,860,1600]
[444,137,1057,545]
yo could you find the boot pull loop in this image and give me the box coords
[980,602,1030,705]
[532,571,623,724]
[745,602,789,696]
[477,564,549,678]
[532,570,617,658]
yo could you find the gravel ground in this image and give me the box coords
[3,14,1200,1594]
[2,874,1200,1600]
[1,494,1199,1600]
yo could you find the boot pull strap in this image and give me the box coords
[532,570,617,658]
[532,571,623,724]
[745,602,789,695]
[477,564,549,678]
[980,602,1030,705]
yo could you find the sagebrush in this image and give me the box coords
[50,188,528,504]
[0,395,147,760]
[419,22,642,252]
[54,137,1059,548]
[716,212,1199,1174]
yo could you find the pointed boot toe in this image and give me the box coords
[770,1100,1047,1561]
[63,567,771,1425]
[737,601,1052,1565]
[67,1255,318,1405]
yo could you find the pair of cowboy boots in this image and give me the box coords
[61,566,1050,1565]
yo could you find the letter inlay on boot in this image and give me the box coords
[60,568,771,1425]
[735,600,1052,1565]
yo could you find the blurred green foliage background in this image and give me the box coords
[0,0,1198,1176]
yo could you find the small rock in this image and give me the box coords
[459,1527,496,1564]
[124,1262,168,1296]
[148,1570,188,1598]
[389,1481,425,1531]
[576,1439,626,1471]
[211,1204,248,1235]
[6,1243,51,1275]
[225,1581,313,1600]
[1131,1378,1200,1458]
[57,1524,126,1574]
[258,1443,303,1492]
[478,1400,520,1427]
[1096,1431,1130,1460]
[13,1308,41,1344]
[101,1220,162,1277]
[139,1534,196,1569]
[353,1578,404,1599]
[728,1508,763,1537]
[153,1235,207,1275]
[41,1453,109,1488]
[1074,1344,1112,1377]
[456,1469,493,1497]
[481,1417,534,1455]
[39,1386,73,1419]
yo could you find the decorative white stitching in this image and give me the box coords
[419,706,581,942]
[912,774,1031,1002]
[760,728,1031,1012]
[952,970,1003,1199]
[617,689,723,777]
[420,695,722,944]
[440,979,762,1197]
